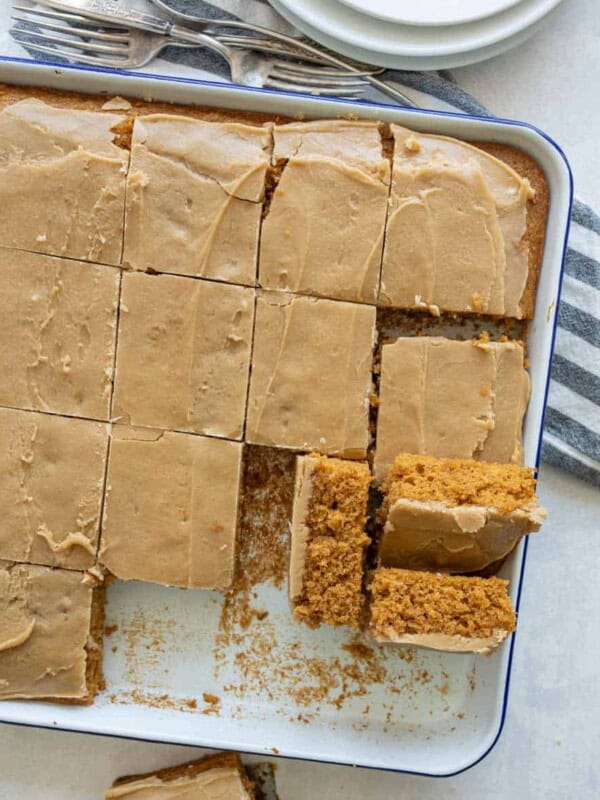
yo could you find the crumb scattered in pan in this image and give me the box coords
[104,624,119,636]
[202,692,221,716]
[108,690,199,713]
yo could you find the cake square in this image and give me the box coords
[0,560,104,703]
[105,752,256,799]
[379,454,545,573]
[259,120,390,303]
[374,337,530,480]
[0,248,120,421]
[0,408,109,570]
[123,114,270,285]
[112,272,255,439]
[0,99,128,265]
[246,291,376,458]
[379,125,535,317]
[368,568,516,655]
[290,454,371,628]
[100,427,243,590]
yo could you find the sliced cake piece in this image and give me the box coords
[0,408,109,571]
[0,560,104,703]
[105,752,255,799]
[0,248,120,421]
[123,113,270,284]
[374,337,530,480]
[379,125,541,318]
[290,454,371,628]
[100,426,243,591]
[379,454,545,573]
[0,99,129,265]
[368,568,516,655]
[259,120,390,303]
[112,272,255,439]
[246,291,376,459]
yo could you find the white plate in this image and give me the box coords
[271,0,549,71]
[0,58,572,777]
[274,0,564,57]
[336,0,524,28]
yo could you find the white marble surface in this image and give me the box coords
[1,1,599,797]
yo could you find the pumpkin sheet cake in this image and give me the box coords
[0,85,552,699]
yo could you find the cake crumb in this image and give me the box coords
[202,693,221,716]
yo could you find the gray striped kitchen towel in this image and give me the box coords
[6,0,600,487]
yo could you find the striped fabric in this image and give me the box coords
[7,0,600,486]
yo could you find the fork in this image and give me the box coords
[11,3,376,97]
[149,0,416,107]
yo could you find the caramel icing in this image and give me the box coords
[246,291,376,458]
[113,273,255,439]
[0,247,119,421]
[0,99,128,265]
[381,498,545,573]
[380,125,534,316]
[0,561,93,700]
[123,113,270,284]
[478,340,531,464]
[259,120,390,303]
[0,408,108,570]
[372,629,508,655]
[100,427,242,590]
[105,766,252,799]
[289,455,314,602]
[374,337,529,480]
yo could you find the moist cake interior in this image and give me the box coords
[384,453,538,513]
[292,455,371,628]
[369,568,516,640]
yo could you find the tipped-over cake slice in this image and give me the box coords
[290,454,371,628]
[105,752,255,799]
[380,454,546,573]
[368,568,516,655]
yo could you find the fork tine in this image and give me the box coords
[264,77,365,96]
[268,67,368,89]
[11,13,130,44]
[12,37,123,67]
[12,3,126,31]
[13,27,129,57]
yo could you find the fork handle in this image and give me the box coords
[169,24,233,66]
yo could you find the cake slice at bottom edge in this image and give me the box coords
[367,568,516,656]
[105,752,256,799]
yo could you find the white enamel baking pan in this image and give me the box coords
[0,55,572,777]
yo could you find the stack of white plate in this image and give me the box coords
[270,0,565,70]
